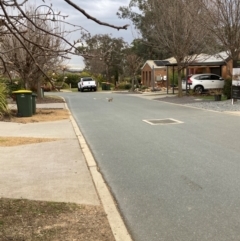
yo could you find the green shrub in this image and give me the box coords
[80,71,91,77]
[223,78,232,99]
[118,82,132,90]
[139,85,148,90]
[123,77,131,82]
[7,82,22,94]
[0,83,10,118]
[0,79,22,96]
[55,82,69,89]
[0,77,9,84]
[168,73,177,86]
[96,74,106,83]
[64,74,80,88]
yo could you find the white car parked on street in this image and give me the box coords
[182,73,225,94]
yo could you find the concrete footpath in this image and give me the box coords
[0,102,132,241]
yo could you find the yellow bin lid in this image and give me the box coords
[12,90,32,94]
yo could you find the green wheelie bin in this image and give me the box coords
[101,82,107,90]
[12,90,33,117]
[32,93,37,114]
[106,83,111,90]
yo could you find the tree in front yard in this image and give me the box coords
[0,1,129,92]
[118,0,216,97]
[200,0,240,75]
[123,47,143,91]
[0,5,66,97]
[77,34,127,85]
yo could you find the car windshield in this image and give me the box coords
[82,78,93,82]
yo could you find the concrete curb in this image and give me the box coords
[64,102,133,241]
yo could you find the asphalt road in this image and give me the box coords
[58,91,240,241]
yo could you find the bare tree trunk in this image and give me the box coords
[106,65,110,82]
[24,78,29,90]
[178,69,183,97]
[130,75,135,92]
[37,80,42,98]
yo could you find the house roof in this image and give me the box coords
[141,56,176,69]
[164,56,176,64]
[141,52,230,69]
[165,51,230,66]
[141,60,170,69]
[153,60,170,66]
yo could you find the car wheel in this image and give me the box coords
[78,87,80,92]
[81,88,84,92]
[194,85,203,94]
[94,88,97,92]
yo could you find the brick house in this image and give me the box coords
[141,58,175,88]
[142,52,232,88]
[181,52,231,78]
[166,52,232,80]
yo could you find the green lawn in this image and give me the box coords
[71,88,78,92]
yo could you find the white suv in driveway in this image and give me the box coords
[182,73,225,94]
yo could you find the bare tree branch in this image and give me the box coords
[64,0,129,30]
[3,0,28,7]
[0,0,130,92]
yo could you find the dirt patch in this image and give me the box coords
[0,198,115,241]
[2,109,69,124]
[0,137,59,147]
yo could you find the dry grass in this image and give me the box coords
[3,108,70,124]
[0,137,59,147]
[0,198,115,241]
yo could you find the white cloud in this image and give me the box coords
[34,0,134,69]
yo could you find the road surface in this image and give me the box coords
[58,91,240,241]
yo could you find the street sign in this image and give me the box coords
[232,86,240,99]
[232,60,240,86]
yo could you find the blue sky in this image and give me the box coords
[35,0,135,70]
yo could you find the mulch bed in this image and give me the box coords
[8,96,65,105]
